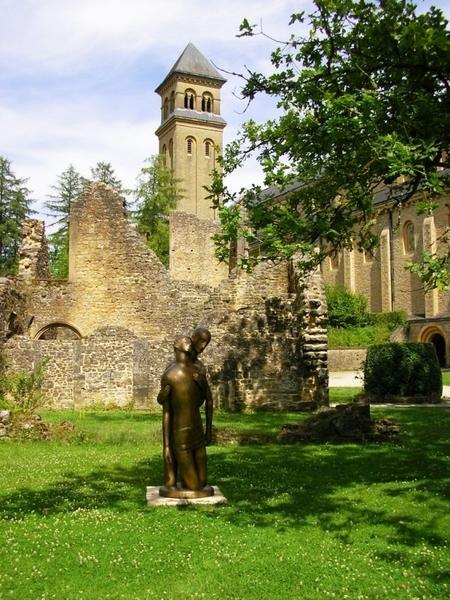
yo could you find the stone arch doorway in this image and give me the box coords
[34,322,82,340]
[419,326,447,367]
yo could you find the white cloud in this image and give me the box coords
[1,0,302,76]
[2,0,448,223]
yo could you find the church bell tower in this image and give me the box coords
[155,43,227,220]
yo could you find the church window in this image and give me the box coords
[184,89,195,109]
[205,140,211,157]
[169,139,173,169]
[202,93,213,112]
[403,221,415,253]
[169,91,175,113]
[187,138,195,155]
[163,97,169,119]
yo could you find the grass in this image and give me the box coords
[329,387,363,404]
[328,325,394,348]
[442,370,450,386]
[1,408,450,600]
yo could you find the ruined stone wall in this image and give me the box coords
[17,220,51,281]
[197,264,328,411]
[5,336,76,408]
[25,184,213,343]
[169,211,228,287]
[4,183,329,410]
[298,269,329,407]
[0,278,29,340]
[328,348,367,372]
[6,326,169,409]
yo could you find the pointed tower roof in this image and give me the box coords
[155,43,226,93]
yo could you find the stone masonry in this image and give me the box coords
[3,182,329,410]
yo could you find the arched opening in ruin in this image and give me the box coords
[34,322,82,340]
[419,326,447,368]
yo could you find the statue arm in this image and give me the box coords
[204,381,213,446]
[162,397,172,464]
[157,383,171,405]
[192,369,213,444]
[192,367,209,405]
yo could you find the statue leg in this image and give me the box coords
[193,446,207,488]
[164,443,178,488]
[177,451,201,490]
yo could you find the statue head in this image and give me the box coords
[173,335,192,356]
[191,327,211,355]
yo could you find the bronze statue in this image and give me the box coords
[158,327,214,499]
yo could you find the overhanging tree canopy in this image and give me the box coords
[210,0,450,288]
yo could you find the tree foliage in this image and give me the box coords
[0,157,33,276]
[87,161,125,195]
[43,165,84,278]
[0,356,49,416]
[210,0,450,286]
[130,155,182,266]
[325,284,369,328]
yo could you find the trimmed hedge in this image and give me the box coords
[363,342,442,397]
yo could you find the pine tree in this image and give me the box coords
[88,161,125,195]
[131,155,183,267]
[0,157,33,276]
[43,165,84,278]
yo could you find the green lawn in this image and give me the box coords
[329,387,363,403]
[1,408,449,600]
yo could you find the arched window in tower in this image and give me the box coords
[163,97,169,120]
[186,137,195,156]
[184,89,195,110]
[403,221,415,254]
[204,140,212,158]
[162,145,167,165]
[202,93,213,113]
[169,139,174,169]
[169,91,175,113]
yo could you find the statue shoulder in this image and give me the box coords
[194,358,206,376]
[161,362,192,385]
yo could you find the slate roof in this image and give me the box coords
[258,169,450,209]
[156,43,227,93]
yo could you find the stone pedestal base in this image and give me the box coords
[159,484,214,499]
[146,486,227,507]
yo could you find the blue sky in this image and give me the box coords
[1,0,448,224]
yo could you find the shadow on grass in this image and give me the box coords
[2,410,449,560]
[1,457,156,517]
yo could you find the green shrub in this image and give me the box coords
[326,284,408,332]
[0,358,49,416]
[366,310,408,330]
[325,284,369,328]
[363,342,442,397]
